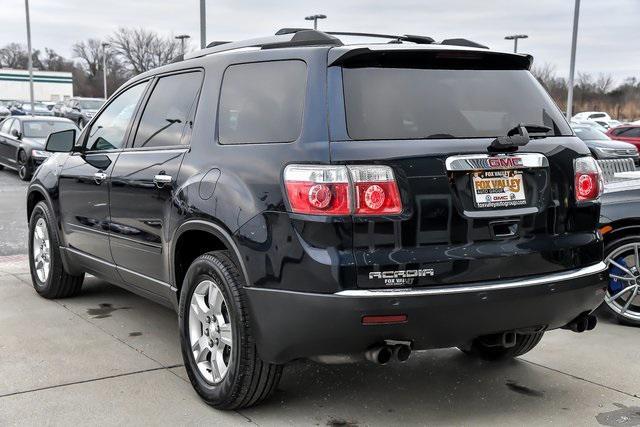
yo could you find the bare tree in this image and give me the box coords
[109,28,181,75]
[72,38,104,78]
[0,43,29,68]
[595,73,613,95]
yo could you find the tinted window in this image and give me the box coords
[0,119,12,134]
[343,68,571,140]
[218,60,306,144]
[23,121,77,138]
[623,128,640,137]
[573,127,609,141]
[132,72,202,148]
[85,82,148,151]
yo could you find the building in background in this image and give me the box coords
[0,69,73,101]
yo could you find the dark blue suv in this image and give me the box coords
[26,30,607,409]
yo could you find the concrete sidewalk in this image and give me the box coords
[0,255,639,426]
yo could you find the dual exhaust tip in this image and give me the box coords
[563,313,597,333]
[365,343,412,365]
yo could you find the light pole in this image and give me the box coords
[200,0,206,49]
[175,34,191,56]
[566,0,581,119]
[24,0,35,115]
[305,14,327,30]
[504,34,528,53]
[101,42,109,100]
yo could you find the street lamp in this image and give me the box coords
[101,42,110,100]
[504,34,528,53]
[200,0,206,48]
[24,0,35,115]
[566,0,581,119]
[175,34,191,56]
[305,14,327,30]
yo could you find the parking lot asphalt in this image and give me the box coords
[0,168,28,256]
[0,255,638,426]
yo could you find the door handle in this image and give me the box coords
[93,171,107,185]
[153,174,172,188]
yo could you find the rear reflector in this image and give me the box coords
[283,164,402,216]
[362,314,408,325]
[574,157,603,203]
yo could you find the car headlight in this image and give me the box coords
[31,149,51,159]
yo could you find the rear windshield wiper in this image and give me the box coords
[489,124,552,153]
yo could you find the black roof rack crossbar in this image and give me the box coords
[276,28,435,44]
[185,30,341,60]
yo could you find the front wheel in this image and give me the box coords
[179,251,282,409]
[604,237,640,326]
[459,331,544,361]
[17,150,31,181]
[29,201,84,298]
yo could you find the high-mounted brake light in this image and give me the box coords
[574,157,603,203]
[283,164,402,216]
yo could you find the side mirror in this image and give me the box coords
[10,129,21,139]
[45,129,76,153]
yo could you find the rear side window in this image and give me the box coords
[218,60,306,144]
[132,71,203,148]
[342,68,572,140]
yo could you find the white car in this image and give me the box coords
[572,111,620,129]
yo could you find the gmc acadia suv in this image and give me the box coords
[26,29,608,409]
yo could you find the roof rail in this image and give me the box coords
[441,38,488,49]
[276,28,435,44]
[184,30,341,60]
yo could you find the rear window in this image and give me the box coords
[573,127,609,141]
[218,60,306,144]
[342,68,571,140]
[23,121,76,138]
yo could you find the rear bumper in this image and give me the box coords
[245,262,608,364]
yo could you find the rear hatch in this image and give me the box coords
[327,47,602,289]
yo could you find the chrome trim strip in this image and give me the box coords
[335,262,607,298]
[445,153,549,171]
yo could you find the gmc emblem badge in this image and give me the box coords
[488,157,523,168]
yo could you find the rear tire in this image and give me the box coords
[28,201,84,298]
[179,251,282,409]
[459,332,544,361]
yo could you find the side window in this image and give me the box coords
[627,128,640,138]
[131,71,203,148]
[0,119,13,134]
[85,82,148,151]
[218,60,307,144]
[612,127,628,136]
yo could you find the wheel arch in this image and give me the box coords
[26,185,54,221]
[171,219,250,298]
[603,218,640,248]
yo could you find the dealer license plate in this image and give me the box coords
[472,170,526,208]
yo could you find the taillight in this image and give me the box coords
[283,164,402,216]
[283,165,350,215]
[349,166,402,215]
[574,157,603,203]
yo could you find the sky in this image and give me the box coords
[1,0,639,84]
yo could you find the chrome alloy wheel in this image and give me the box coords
[32,218,51,283]
[188,279,233,384]
[606,243,640,322]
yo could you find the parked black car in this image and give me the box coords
[572,124,639,164]
[60,97,105,128]
[599,183,640,326]
[0,116,78,180]
[26,30,607,409]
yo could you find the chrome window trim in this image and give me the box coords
[335,262,606,298]
[445,153,549,171]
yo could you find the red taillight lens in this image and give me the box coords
[349,166,402,215]
[574,157,603,202]
[284,165,351,215]
[283,164,403,216]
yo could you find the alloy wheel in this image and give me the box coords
[188,279,233,384]
[32,217,51,283]
[606,243,640,322]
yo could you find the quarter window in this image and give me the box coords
[85,82,148,151]
[132,71,203,148]
[218,60,307,144]
[0,119,12,134]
